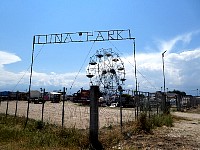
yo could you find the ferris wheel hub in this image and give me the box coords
[110,69,116,74]
[86,48,126,98]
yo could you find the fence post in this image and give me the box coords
[6,95,9,117]
[156,94,159,115]
[176,95,181,111]
[148,92,150,118]
[25,97,29,128]
[41,88,45,123]
[0,95,1,107]
[62,87,66,128]
[137,91,140,118]
[134,91,137,120]
[89,86,102,149]
[161,93,165,113]
[134,91,139,120]
[119,86,123,133]
[162,93,170,114]
[15,91,19,117]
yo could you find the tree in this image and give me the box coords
[168,90,186,96]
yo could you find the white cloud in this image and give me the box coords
[0,30,200,95]
[158,30,200,53]
[0,51,89,91]
[31,71,88,88]
[0,51,22,86]
[0,51,21,68]
[121,31,200,94]
[121,48,200,92]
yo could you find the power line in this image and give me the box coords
[108,40,157,90]
[11,44,45,92]
[69,41,96,90]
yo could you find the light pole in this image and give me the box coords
[133,39,138,93]
[162,50,167,113]
[162,50,167,93]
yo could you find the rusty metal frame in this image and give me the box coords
[33,29,135,45]
[25,29,136,128]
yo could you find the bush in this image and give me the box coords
[99,127,122,148]
[135,113,173,133]
[162,114,173,127]
[151,114,173,128]
[151,115,163,127]
[58,128,88,148]
[135,113,152,133]
[35,120,45,130]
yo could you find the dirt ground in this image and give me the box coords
[120,108,200,149]
[0,101,135,129]
[1,101,200,149]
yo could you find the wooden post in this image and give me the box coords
[156,95,159,115]
[15,91,19,117]
[62,87,66,128]
[25,94,30,128]
[148,92,150,118]
[41,88,45,123]
[90,86,102,149]
[118,86,123,133]
[6,95,9,117]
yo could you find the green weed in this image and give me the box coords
[0,113,89,149]
[0,112,174,150]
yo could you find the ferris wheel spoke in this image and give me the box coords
[86,48,126,101]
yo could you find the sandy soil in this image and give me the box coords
[120,109,200,149]
[0,101,135,129]
[1,101,200,149]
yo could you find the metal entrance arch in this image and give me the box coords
[26,29,136,129]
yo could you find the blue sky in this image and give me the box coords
[0,0,200,95]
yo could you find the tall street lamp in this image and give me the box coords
[162,50,167,113]
[162,50,167,93]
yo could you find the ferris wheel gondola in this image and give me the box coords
[86,48,126,99]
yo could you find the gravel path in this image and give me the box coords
[168,111,200,149]
[119,108,200,149]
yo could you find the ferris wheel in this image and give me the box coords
[86,48,126,98]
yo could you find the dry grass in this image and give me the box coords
[0,113,89,150]
[0,112,174,150]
